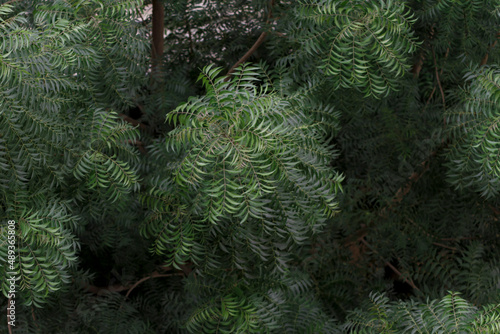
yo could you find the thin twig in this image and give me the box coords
[124,272,179,300]
[117,271,183,311]
[226,31,269,78]
[406,219,458,251]
[83,272,182,299]
[489,204,500,216]
[126,139,147,154]
[225,0,276,79]
[440,236,476,241]
[411,50,425,78]
[431,45,446,110]
[424,46,449,111]
[118,113,149,132]
[480,32,499,66]
[387,150,438,209]
[425,86,437,107]
[360,239,420,291]
[83,283,128,295]
[432,242,458,251]
[31,306,40,329]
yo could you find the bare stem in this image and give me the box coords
[225,0,276,79]
[226,31,268,78]
[360,239,420,291]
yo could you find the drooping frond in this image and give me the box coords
[291,0,419,96]
[140,64,343,273]
[446,66,500,198]
[344,291,500,333]
[0,0,146,306]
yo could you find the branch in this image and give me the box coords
[489,204,500,217]
[360,239,420,291]
[225,0,275,78]
[117,271,183,310]
[388,150,437,209]
[385,135,450,212]
[83,283,129,296]
[344,225,368,265]
[118,113,149,132]
[151,0,164,65]
[124,271,178,300]
[440,236,477,241]
[411,50,425,78]
[226,31,269,78]
[480,32,499,66]
[431,45,446,110]
[412,24,435,79]
[432,242,458,251]
[31,306,39,329]
[126,139,146,154]
[83,264,186,297]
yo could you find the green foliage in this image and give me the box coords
[140,64,342,272]
[289,0,419,96]
[446,66,500,198]
[0,0,147,306]
[412,0,498,62]
[1,0,500,333]
[345,291,500,333]
[181,270,338,333]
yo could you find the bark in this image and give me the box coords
[151,0,164,74]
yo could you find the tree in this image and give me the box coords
[1,0,500,333]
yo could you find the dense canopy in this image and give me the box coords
[1,0,500,333]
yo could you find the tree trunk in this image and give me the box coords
[151,0,164,76]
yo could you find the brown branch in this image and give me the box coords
[225,0,276,79]
[489,204,500,216]
[360,239,420,291]
[388,150,438,209]
[386,126,451,211]
[412,24,435,79]
[126,139,146,154]
[406,218,458,251]
[83,265,185,297]
[432,242,458,251]
[425,86,437,108]
[480,52,491,66]
[440,236,477,241]
[83,283,129,296]
[480,33,499,66]
[344,225,368,265]
[118,113,148,132]
[422,45,449,127]
[151,0,164,65]
[411,50,425,78]
[118,114,149,154]
[226,31,269,78]
[431,45,446,110]
[124,271,179,300]
[424,46,449,111]
[31,306,40,329]
[117,271,183,310]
